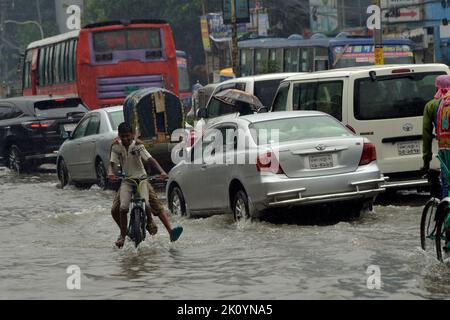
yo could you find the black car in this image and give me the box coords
[0,96,88,172]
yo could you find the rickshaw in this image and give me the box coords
[123,88,186,172]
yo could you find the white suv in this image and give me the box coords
[271,64,450,189]
[196,73,301,128]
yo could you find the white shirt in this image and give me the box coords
[110,141,152,179]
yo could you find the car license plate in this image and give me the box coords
[63,124,76,132]
[398,141,420,156]
[310,154,334,170]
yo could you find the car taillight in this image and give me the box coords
[23,121,52,130]
[359,143,377,166]
[257,152,285,174]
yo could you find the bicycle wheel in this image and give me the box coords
[435,206,450,262]
[420,198,439,251]
[130,208,144,248]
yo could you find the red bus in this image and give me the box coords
[22,20,179,109]
[176,50,192,110]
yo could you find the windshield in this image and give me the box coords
[108,110,125,130]
[34,100,87,118]
[93,29,162,52]
[253,79,283,107]
[250,116,352,145]
[355,72,445,120]
[332,44,414,68]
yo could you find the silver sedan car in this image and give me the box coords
[167,111,386,220]
[57,106,123,189]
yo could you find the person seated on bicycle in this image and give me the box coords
[423,75,450,199]
[109,138,183,247]
[108,122,166,248]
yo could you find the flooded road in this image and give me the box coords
[0,166,449,300]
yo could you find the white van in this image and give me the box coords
[271,64,450,189]
[197,73,300,128]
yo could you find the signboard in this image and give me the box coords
[223,0,250,24]
[55,0,84,33]
[200,16,211,51]
[381,0,421,23]
[207,13,247,41]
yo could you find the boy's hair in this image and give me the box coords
[118,122,133,135]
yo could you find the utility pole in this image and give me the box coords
[372,0,384,65]
[0,0,6,97]
[231,0,240,77]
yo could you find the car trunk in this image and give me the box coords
[273,137,365,178]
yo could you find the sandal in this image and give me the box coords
[170,225,183,242]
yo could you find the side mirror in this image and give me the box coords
[258,106,269,113]
[62,131,72,140]
[197,107,208,119]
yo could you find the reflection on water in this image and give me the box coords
[0,167,449,299]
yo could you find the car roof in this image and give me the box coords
[283,64,450,82]
[219,73,304,85]
[100,105,123,113]
[227,111,327,124]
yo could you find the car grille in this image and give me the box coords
[96,75,164,99]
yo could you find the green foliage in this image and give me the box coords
[262,60,280,74]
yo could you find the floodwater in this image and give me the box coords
[0,166,449,300]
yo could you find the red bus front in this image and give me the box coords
[23,20,179,110]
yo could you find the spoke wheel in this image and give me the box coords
[436,207,450,262]
[8,146,22,173]
[233,190,250,222]
[96,160,108,190]
[420,198,439,251]
[169,187,187,217]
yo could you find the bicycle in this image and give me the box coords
[420,170,441,252]
[118,175,151,248]
[434,154,450,262]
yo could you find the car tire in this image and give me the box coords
[168,186,187,217]
[96,159,108,190]
[233,190,251,222]
[58,159,70,188]
[8,145,23,173]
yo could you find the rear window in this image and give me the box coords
[354,72,445,120]
[34,99,88,118]
[250,116,352,145]
[253,79,282,107]
[108,110,124,130]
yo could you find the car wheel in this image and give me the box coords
[169,186,187,217]
[233,190,250,222]
[58,159,70,188]
[8,145,23,173]
[96,159,108,190]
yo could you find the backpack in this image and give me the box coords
[436,94,450,150]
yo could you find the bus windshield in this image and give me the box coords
[93,28,162,52]
[332,44,414,68]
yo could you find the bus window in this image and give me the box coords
[240,49,254,77]
[38,48,45,86]
[284,48,299,72]
[293,81,343,121]
[315,59,328,71]
[255,49,269,75]
[300,48,311,72]
[269,48,283,73]
[22,50,32,89]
